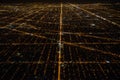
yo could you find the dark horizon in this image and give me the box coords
[0,0,120,3]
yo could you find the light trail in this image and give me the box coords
[7,28,120,43]
[64,41,120,58]
[62,32,120,42]
[58,3,63,80]
[7,28,47,39]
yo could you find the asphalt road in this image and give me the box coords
[0,3,120,80]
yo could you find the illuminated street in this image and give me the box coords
[0,2,120,80]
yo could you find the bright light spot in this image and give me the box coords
[106,60,110,63]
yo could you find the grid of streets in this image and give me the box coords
[0,3,120,80]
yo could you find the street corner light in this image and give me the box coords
[106,60,110,63]
[90,23,96,27]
